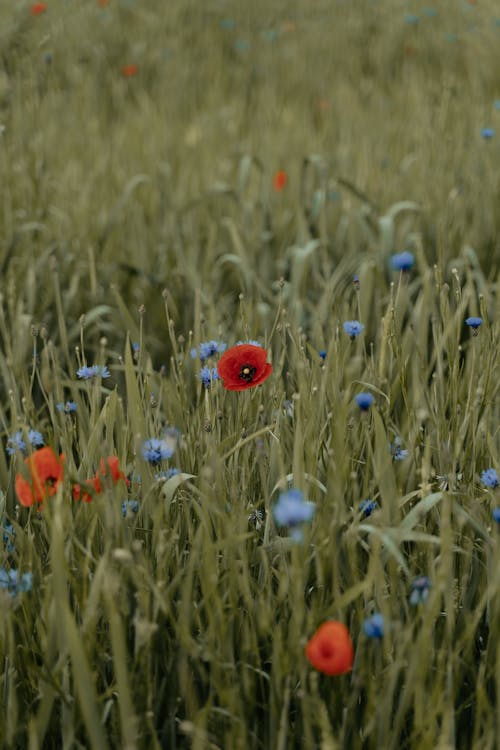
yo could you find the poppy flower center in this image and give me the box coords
[319,641,335,659]
[239,364,256,382]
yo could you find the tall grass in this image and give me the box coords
[1,0,500,747]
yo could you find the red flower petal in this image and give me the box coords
[273,170,288,192]
[217,344,272,391]
[122,64,138,78]
[15,447,64,507]
[31,2,47,15]
[305,621,354,676]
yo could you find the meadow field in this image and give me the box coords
[1,0,500,747]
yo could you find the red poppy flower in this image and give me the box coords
[273,170,288,192]
[31,2,47,14]
[73,456,127,502]
[305,621,354,676]
[122,64,138,78]
[15,447,64,507]
[217,344,272,391]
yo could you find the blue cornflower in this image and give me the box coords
[56,401,77,414]
[155,468,181,481]
[132,342,140,352]
[77,364,110,380]
[190,340,227,362]
[236,339,261,347]
[0,568,32,596]
[343,321,365,339]
[465,316,483,331]
[198,366,220,388]
[141,438,174,465]
[391,251,415,271]
[481,127,495,139]
[355,392,374,411]
[492,508,500,524]
[319,350,327,360]
[481,468,499,489]
[121,500,139,518]
[359,499,378,517]
[353,274,360,289]
[2,523,15,553]
[273,489,315,540]
[363,613,384,639]
[390,437,408,461]
[409,576,430,606]
[6,429,44,456]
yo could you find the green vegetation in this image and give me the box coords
[1,0,500,747]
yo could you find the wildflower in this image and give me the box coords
[494,100,500,111]
[359,499,378,517]
[2,523,15,553]
[72,476,101,503]
[217,344,272,391]
[15,447,64,507]
[481,127,495,139]
[390,437,408,461]
[198,366,220,388]
[409,576,430,605]
[465,316,483,332]
[353,274,360,290]
[155,468,181,481]
[190,340,226,361]
[220,18,235,30]
[390,251,415,271]
[355,392,374,411]
[318,349,327,361]
[481,468,499,489]
[343,320,365,339]
[0,569,32,596]
[492,508,500,523]
[305,621,354,676]
[121,500,139,518]
[142,438,174,465]
[122,64,138,78]
[273,170,288,192]
[404,14,419,24]
[363,613,384,639]
[273,489,315,541]
[235,339,261,347]
[56,401,77,414]
[6,429,44,456]
[31,2,47,14]
[77,364,110,380]
[73,456,127,502]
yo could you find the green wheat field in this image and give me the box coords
[2,0,500,748]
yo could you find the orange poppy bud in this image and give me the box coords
[273,170,288,192]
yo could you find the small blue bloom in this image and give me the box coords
[190,340,227,362]
[121,500,139,518]
[198,366,220,388]
[409,576,430,606]
[481,468,499,489]
[353,274,360,289]
[355,392,374,411]
[141,438,174,465]
[423,7,437,17]
[494,100,500,111]
[273,489,315,532]
[318,350,327,360]
[404,14,419,24]
[220,18,235,30]
[343,320,365,339]
[77,364,110,380]
[2,523,15,553]
[155,468,181,481]
[481,127,495,139]
[492,507,500,523]
[56,401,77,414]
[390,437,408,461]
[0,568,32,596]
[391,251,415,271]
[465,316,483,330]
[359,499,378,517]
[132,342,140,352]
[363,613,384,639]
[6,429,44,456]
[235,339,261,347]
